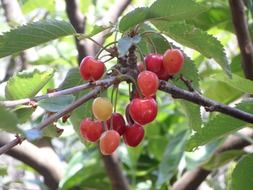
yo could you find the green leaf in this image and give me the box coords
[58,68,82,91]
[152,21,231,77]
[60,150,110,190]
[42,124,63,138]
[149,0,208,20]
[186,6,232,31]
[86,24,112,37]
[156,130,188,187]
[172,56,202,131]
[0,20,76,58]
[213,73,253,94]
[0,105,22,134]
[138,24,171,55]
[185,139,223,170]
[5,69,54,100]
[38,95,75,112]
[0,165,7,177]
[202,80,243,104]
[22,0,54,13]
[202,150,246,170]
[147,136,168,160]
[59,68,92,144]
[118,35,141,57]
[232,154,253,190]
[12,106,36,124]
[186,100,253,151]
[119,1,208,32]
[119,7,150,32]
[24,128,42,141]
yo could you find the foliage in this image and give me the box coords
[0,0,253,189]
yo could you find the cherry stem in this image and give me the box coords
[146,35,157,53]
[111,86,115,104]
[124,75,143,98]
[1,78,119,108]
[136,45,146,69]
[95,41,118,60]
[140,30,163,38]
[113,84,119,113]
[140,30,173,49]
[107,68,122,76]
[98,54,112,60]
[76,33,111,53]
[103,56,115,64]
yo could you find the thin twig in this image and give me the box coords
[1,78,118,108]
[159,80,253,124]
[0,76,125,155]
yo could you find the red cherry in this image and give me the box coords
[80,118,103,142]
[137,71,159,97]
[163,49,184,75]
[106,113,126,136]
[157,64,171,80]
[129,98,158,125]
[137,62,145,72]
[123,124,144,147]
[125,104,134,125]
[80,56,105,81]
[144,53,163,74]
[100,130,120,155]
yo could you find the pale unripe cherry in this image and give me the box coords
[92,97,113,121]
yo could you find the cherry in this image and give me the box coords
[80,56,105,81]
[80,118,103,142]
[100,130,120,155]
[129,98,158,125]
[123,124,144,147]
[157,65,171,80]
[125,104,134,125]
[137,71,159,97]
[92,97,113,121]
[163,49,184,75]
[144,53,163,74]
[106,113,126,135]
[137,62,145,72]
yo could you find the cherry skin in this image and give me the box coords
[163,49,184,75]
[137,62,145,72]
[137,71,159,97]
[129,98,158,125]
[144,53,163,74]
[123,124,144,147]
[100,130,121,155]
[125,104,134,125]
[106,113,126,136]
[92,97,113,121]
[157,65,171,80]
[80,56,105,81]
[80,118,103,142]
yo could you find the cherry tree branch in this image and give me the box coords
[159,80,253,123]
[0,76,123,155]
[65,0,87,64]
[101,154,130,190]
[229,0,253,80]
[0,133,63,190]
[1,78,117,108]
[91,0,133,55]
[172,128,253,190]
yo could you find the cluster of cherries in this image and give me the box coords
[79,48,184,155]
